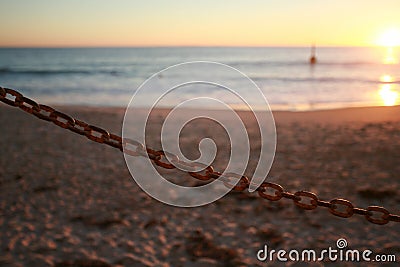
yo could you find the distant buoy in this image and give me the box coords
[309,44,317,64]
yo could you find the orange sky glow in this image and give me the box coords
[0,0,399,47]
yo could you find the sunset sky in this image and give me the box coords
[0,0,399,47]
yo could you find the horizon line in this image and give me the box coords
[0,44,384,49]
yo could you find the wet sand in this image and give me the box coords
[0,105,399,266]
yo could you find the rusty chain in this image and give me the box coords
[1,87,399,225]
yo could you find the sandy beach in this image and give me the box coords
[0,105,399,266]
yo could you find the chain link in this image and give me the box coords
[1,87,399,225]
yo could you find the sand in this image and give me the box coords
[0,105,399,266]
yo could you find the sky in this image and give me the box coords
[0,0,399,47]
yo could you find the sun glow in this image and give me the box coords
[377,28,400,47]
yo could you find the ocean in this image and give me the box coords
[0,47,399,111]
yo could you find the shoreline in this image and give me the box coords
[47,104,400,124]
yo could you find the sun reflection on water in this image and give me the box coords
[383,47,398,64]
[377,75,398,106]
[379,82,398,106]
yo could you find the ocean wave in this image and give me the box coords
[17,86,131,96]
[228,60,375,68]
[249,76,399,84]
[0,67,121,76]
